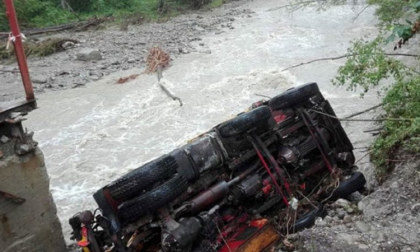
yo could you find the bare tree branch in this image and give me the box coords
[281,53,420,72]
[352,5,370,23]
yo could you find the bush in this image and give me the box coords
[332,0,420,181]
[181,0,212,8]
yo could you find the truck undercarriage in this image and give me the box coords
[70,83,366,252]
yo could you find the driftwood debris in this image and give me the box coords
[281,53,420,72]
[117,74,141,84]
[146,47,171,73]
[157,66,183,106]
[0,16,113,38]
[1,38,79,59]
[343,104,383,119]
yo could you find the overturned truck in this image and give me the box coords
[70,83,366,252]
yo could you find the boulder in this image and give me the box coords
[76,48,102,61]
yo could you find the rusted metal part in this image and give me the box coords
[4,0,35,101]
[219,220,280,252]
[0,190,26,204]
[0,1,36,149]
[238,225,279,252]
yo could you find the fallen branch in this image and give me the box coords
[117,74,140,84]
[266,0,326,12]
[309,109,414,122]
[1,38,79,59]
[0,16,112,38]
[343,103,383,119]
[157,66,183,106]
[281,53,420,72]
[363,127,384,133]
[254,93,272,99]
[352,5,370,23]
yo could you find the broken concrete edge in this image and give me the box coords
[0,133,67,252]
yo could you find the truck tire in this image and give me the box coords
[118,174,188,224]
[269,83,320,111]
[107,155,178,201]
[218,106,272,138]
[330,172,366,201]
[290,203,324,233]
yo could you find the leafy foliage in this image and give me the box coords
[332,38,407,97]
[331,0,420,181]
[0,0,218,32]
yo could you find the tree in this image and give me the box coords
[292,0,420,180]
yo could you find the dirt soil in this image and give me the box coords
[2,0,419,251]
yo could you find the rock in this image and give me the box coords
[58,70,69,75]
[377,231,387,242]
[343,215,352,224]
[199,42,205,46]
[337,209,346,219]
[324,216,333,223]
[200,50,212,54]
[195,26,205,32]
[358,201,364,212]
[354,221,371,233]
[20,144,30,153]
[328,209,336,217]
[62,41,75,50]
[390,181,399,189]
[127,59,136,63]
[335,198,351,208]
[111,60,121,65]
[1,135,9,144]
[31,75,48,84]
[72,83,85,89]
[345,206,355,214]
[338,233,358,244]
[315,217,326,227]
[349,191,364,202]
[180,48,190,54]
[411,203,420,214]
[76,48,102,61]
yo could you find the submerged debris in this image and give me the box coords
[146,46,170,73]
[117,74,140,84]
[0,38,79,59]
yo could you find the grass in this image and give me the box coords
[1,0,225,32]
[208,0,225,8]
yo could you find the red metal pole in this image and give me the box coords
[4,0,35,101]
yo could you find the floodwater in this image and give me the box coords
[26,0,380,241]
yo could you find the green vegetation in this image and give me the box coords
[332,0,420,181]
[0,0,214,32]
[208,0,224,8]
[291,0,420,181]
